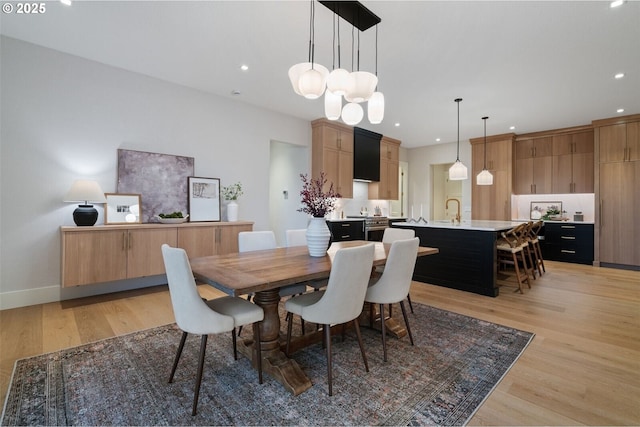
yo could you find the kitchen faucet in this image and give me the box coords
[445,198,461,223]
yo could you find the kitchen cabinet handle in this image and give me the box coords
[561,249,576,254]
[561,225,576,229]
[128,233,133,249]
[599,200,603,229]
[342,234,350,239]
[341,223,350,227]
[123,232,127,251]
[561,236,576,240]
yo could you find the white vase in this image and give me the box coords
[306,217,331,257]
[227,201,239,222]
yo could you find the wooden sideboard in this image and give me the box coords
[61,221,253,287]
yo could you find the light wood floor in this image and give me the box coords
[1,261,639,425]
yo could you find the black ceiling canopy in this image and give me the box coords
[318,1,381,32]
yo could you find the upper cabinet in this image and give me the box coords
[470,133,515,220]
[311,119,354,198]
[369,136,400,200]
[598,121,639,163]
[514,136,553,194]
[552,129,594,193]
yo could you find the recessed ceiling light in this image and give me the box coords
[231,90,241,96]
[394,123,400,127]
[509,126,516,130]
[240,65,249,71]
[614,72,625,79]
[610,0,624,8]
[60,0,72,5]
[436,138,441,142]
[617,108,625,113]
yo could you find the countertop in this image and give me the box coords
[392,220,523,232]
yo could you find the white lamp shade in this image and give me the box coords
[476,169,494,185]
[342,102,364,125]
[63,180,107,203]
[326,68,351,96]
[324,89,342,121]
[345,71,378,103]
[448,160,468,180]
[288,62,329,96]
[367,91,385,124]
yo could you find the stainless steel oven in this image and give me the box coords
[363,217,389,241]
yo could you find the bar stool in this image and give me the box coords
[527,220,546,276]
[497,223,531,293]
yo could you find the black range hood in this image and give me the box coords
[353,127,382,182]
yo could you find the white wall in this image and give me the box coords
[406,141,472,221]
[0,37,311,308]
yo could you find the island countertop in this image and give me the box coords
[392,220,521,231]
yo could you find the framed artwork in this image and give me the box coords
[104,193,142,224]
[188,177,221,222]
[530,201,563,220]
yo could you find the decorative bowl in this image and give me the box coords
[156,214,189,224]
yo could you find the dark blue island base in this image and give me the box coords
[395,221,521,297]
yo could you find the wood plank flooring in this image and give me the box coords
[1,261,638,425]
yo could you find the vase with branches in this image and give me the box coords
[222,182,243,221]
[298,172,341,256]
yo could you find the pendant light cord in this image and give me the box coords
[482,116,489,169]
[455,98,462,161]
[310,0,315,69]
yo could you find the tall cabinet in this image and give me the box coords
[311,119,354,198]
[552,128,594,194]
[470,133,515,220]
[593,114,640,269]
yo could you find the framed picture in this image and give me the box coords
[104,193,142,224]
[530,201,563,220]
[188,177,221,222]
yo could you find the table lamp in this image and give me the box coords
[63,180,107,226]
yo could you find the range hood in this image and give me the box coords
[353,127,382,182]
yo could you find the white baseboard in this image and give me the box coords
[0,275,167,310]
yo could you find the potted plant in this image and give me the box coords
[222,181,243,221]
[298,172,341,256]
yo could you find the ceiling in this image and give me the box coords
[2,0,639,148]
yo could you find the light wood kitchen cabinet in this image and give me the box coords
[61,222,253,287]
[369,136,400,200]
[514,136,553,194]
[177,222,252,258]
[552,129,594,193]
[311,118,354,198]
[593,114,640,269]
[470,133,515,220]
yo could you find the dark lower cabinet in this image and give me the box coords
[541,222,594,265]
[326,220,364,242]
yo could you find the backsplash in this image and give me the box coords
[330,182,392,218]
[511,193,595,222]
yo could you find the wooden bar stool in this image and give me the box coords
[527,220,546,276]
[497,223,531,293]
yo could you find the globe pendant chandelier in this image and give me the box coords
[290,1,383,126]
[449,98,468,180]
[476,116,494,185]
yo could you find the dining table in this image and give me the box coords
[189,240,439,395]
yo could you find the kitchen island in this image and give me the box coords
[393,220,522,297]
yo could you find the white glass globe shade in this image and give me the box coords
[476,169,494,185]
[299,68,326,99]
[288,62,329,97]
[345,71,378,103]
[367,91,385,124]
[327,68,351,96]
[342,102,364,126]
[324,89,342,121]
[448,160,468,180]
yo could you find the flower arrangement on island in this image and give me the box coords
[297,172,341,218]
[221,182,243,201]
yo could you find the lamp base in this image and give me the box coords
[73,205,98,226]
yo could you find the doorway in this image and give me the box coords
[390,161,408,217]
[432,163,462,221]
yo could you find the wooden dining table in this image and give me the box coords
[189,240,439,395]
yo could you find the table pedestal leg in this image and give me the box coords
[359,302,408,339]
[237,288,312,395]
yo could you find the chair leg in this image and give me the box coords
[379,303,388,363]
[520,250,532,289]
[511,252,524,293]
[407,293,415,314]
[324,324,333,396]
[285,311,294,357]
[352,319,369,373]
[169,331,188,383]
[192,334,208,416]
[232,328,238,360]
[399,301,414,346]
[253,322,263,384]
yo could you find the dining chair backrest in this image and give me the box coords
[301,243,375,325]
[382,227,415,243]
[238,231,277,252]
[365,238,419,303]
[285,229,308,247]
[161,244,234,335]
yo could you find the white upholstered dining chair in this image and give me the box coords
[380,227,417,313]
[365,237,420,362]
[161,244,264,416]
[285,228,308,247]
[284,243,375,396]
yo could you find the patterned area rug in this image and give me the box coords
[1,303,533,426]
